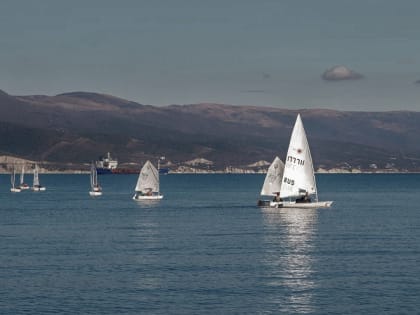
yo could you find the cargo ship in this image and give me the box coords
[96,153,170,175]
[95,152,118,174]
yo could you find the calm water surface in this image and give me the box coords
[0,174,419,314]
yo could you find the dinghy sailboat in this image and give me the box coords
[32,164,46,191]
[89,162,102,196]
[19,165,30,190]
[133,160,163,200]
[262,114,332,208]
[257,156,284,207]
[10,167,21,192]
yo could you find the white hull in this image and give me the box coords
[32,186,46,191]
[11,188,21,193]
[19,185,30,190]
[269,200,333,208]
[89,191,102,197]
[133,194,163,200]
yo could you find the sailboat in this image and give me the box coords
[132,160,163,200]
[19,165,30,190]
[89,162,102,196]
[257,156,284,207]
[32,164,46,191]
[10,167,22,193]
[269,114,333,208]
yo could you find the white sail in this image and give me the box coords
[280,114,318,201]
[11,168,16,187]
[260,156,284,196]
[135,160,160,193]
[10,167,22,192]
[20,165,25,185]
[89,162,102,196]
[33,164,40,187]
[90,163,98,189]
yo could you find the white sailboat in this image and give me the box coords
[89,163,102,196]
[257,156,284,207]
[19,165,30,190]
[10,167,22,193]
[32,164,46,191]
[132,160,163,200]
[270,114,332,208]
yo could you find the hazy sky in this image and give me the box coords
[1,0,420,110]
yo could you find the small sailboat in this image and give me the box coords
[32,164,46,191]
[257,156,284,207]
[133,160,163,200]
[268,114,333,208]
[19,165,30,190]
[89,163,102,196]
[10,167,22,193]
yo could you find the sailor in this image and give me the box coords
[296,192,311,203]
[304,192,311,202]
[273,192,282,202]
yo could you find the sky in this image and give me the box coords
[1,0,420,111]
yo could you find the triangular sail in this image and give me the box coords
[33,164,40,187]
[280,114,318,200]
[11,168,16,188]
[260,156,284,196]
[135,160,159,193]
[90,163,98,189]
[20,165,25,185]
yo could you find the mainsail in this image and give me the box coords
[280,114,318,201]
[135,160,160,193]
[20,165,25,185]
[11,168,16,187]
[33,164,40,187]
[260,156,284,196]
[90,163,98,189]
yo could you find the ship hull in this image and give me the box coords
[96,168,113,175]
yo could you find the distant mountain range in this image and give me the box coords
[1,89,420,171]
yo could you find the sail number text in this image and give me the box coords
[283,177,295,185]
[287,156,305,166]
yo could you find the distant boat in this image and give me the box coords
[133,160,163,200]
[19,165,30,190]
[10,167,21,193]
[32,164,46,191]
[158,156,169,175]
[89,162,102,196]
[267,114,332,208]
[257,156,284,207]
[158,167,170,175]
[95,152,118,174]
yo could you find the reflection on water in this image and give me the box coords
[130,207,161,293]
[133,199,162,209]
[262,208,318,313]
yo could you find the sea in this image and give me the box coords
[1,173,419,314]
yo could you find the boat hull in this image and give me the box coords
[89,191,103,197]
[96,168,113,175]
[33,187,46,191]
[10,188,21,193]
[159,168,169,175]
[269,201,333,208]
[132,195,163,200]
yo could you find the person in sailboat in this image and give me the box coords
[296,191,311,203]
[139,188,153,196]
[273,192,282,202]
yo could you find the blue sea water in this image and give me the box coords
[0,173,419,314]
